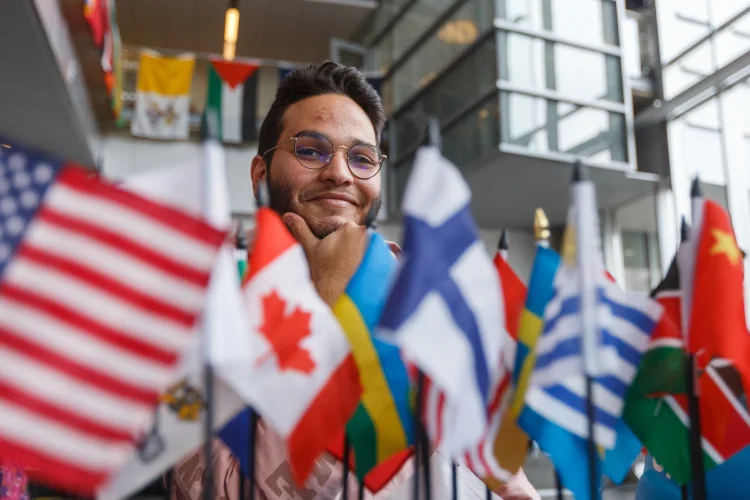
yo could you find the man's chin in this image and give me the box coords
[306,214,351,239]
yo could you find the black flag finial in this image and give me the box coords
[426,116,442,151]
[691,176,703,198]
[571,159,587,183]
[498,228,509,251]
[680,216,690,242]
[235,218,247,250]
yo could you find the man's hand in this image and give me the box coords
[282,213,368,306]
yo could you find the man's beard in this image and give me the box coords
[266,173,382,239]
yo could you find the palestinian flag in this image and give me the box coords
[688,198,750,393]
[623,256,750,484]
[204,60,259,144]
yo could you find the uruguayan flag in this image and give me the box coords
[377,145,507,458]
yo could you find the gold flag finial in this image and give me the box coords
[534,208,550,242]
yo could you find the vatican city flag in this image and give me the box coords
[131,51,195,140]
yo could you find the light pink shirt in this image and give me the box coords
[169,420,540,499]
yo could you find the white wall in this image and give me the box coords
[100,134,258,215]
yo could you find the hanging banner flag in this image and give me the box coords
[131,52,195,140]
[204,60,259,144]
[83,0,107,47]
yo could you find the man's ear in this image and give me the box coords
[250,155,267,199]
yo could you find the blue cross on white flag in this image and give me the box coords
[377,145,506,458]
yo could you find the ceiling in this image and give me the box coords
[116,0,376,63]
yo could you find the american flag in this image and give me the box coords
[0,143,225,495]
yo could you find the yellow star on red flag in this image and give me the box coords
[709,228,742,266]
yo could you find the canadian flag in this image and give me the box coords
[220,207,362,485]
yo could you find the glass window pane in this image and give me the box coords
[496,0,618,46]
[498,31,624,102]
[656,0,711,63]
[391,31,497,159]
[672,97,726,184]
[662,42,714,99]
[714,12,750,68]
[361,0,413,45]
[500,91,628,162]
[622,231,653,293]
[677,125,725,184]
[622,16,643,79]
[442,95,500,167]
[710,0,748,27]
[390,0,495,109]
[703,183,730,211]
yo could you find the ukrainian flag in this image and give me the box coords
[333,232,414,477]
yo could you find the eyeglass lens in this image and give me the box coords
[294,132,382,178]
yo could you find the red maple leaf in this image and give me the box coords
[258,290,315,374]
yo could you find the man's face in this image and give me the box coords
[251,94,382,238]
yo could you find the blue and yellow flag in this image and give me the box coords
[333,232,414,477]
[511,244,561,414]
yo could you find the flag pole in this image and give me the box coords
[685,177,708,500]
[533,210,564,500]
[244,181,273,500]
[358,478,366,500]
[343,435,351,499]
[413,372,422,500]
[247,410,258,500]
[479,229,512,500]
[233,221,250,500]
[571,162,600,500]
[201,110,223,500]
[411,115,443,500]
[533,210,565,500]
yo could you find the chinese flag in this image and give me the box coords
[689,199,750,391]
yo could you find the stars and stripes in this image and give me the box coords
[0,144,225,495]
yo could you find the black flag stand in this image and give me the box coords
[414,371,432,500]
[343,435,351,499]
[247,410,258,500]
[165,469,174,499]
[683,181,708,500]
[554,471,564,500]
[200,111,221,500]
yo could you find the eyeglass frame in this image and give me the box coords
[261,131,387,180]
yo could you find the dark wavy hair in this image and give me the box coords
[258,61,385,165]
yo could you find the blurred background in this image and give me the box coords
[2,0,750,497]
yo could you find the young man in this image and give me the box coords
[171,61,539,499]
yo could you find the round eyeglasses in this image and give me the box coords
[262,131,386,180]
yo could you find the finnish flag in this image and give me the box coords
[377,146,507,458]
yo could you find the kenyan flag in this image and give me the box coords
[623,256,750,484]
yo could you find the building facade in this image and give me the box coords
[348,0,750,308]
